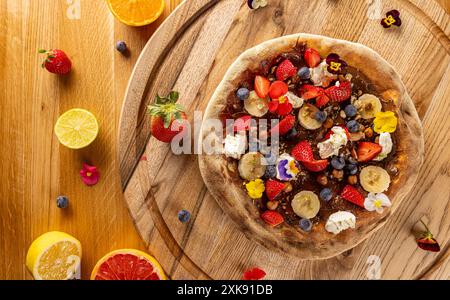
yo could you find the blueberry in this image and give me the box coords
[297,67,310,80]
[315,111,327,123]
[286,127,298,140]
[56,195,69,209]
[299,218,312,232]
[344,105,357,118]
[346,120,360,133]
[236,88,250,101]
[320,188,333,202]
[116,41,128,53]
[178,210,191,223]
[331,156,346,170]
[346,163,358,175]
[264,165,277,179]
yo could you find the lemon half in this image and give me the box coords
[54,108,99,149]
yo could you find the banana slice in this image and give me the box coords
[354,94,382,119]
[291,191,320,219]
[298,104,322,130]
[359,166,391,193]
[238,152,267,181]
[244,91,269,117]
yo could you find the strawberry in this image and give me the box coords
[269,81,288,99]
[261,210,284,227]
[255,75,271,98]
[243,267,266,280]
[276,59,297,81]
[340,185,365,207]
[316,94,330,108]
[304,48,321,68]
[148,91,187,143]
[265,179,286,201]
[300,85,324,100]
[39,49,72,75]
[325,81,352,102]
[357,142,382,162]
[291,140,314,162]
[270,114,295,135]
[302,160,329,172]
[233,115,252,132]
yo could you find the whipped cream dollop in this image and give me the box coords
[318,126,348,159]
[276,153,300,181]
[325,211,356,235]
[310,61,337,86]
[374,132,393,161]
[223,134,246,159]
[285,91,304,109]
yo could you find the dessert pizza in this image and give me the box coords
[199,34,423,259]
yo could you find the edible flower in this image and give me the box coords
[247,0,267,10]
[276,153,300,181]
[381,10,401,28]
[373,111,398,133]
[80,163,100,186]
[243,267,266,280]
[364,193,391,214]
[245,179,265,199]
[416,220,441,252]
[326,53,347,74]
[268,95,293,116]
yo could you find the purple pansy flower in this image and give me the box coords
[326,53,347,74]
[381,10,401,28]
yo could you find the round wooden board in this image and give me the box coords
[118,0,450,279]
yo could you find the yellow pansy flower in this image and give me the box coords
[373,111,398,133]
[245,179,265,199]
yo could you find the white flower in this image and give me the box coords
[364,193,392,214]
[374,132,393,161]
[318,126,348,159]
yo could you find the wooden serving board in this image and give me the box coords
[118,0,450,279]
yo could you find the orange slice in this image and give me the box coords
[106,0,165,27]
[91,249,167,280]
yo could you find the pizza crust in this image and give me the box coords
[198,34,424,259]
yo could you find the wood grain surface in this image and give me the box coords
[0,0,448,280]
[119,0,450,280]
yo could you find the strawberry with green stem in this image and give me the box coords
[39,49,72,75]
[148,91,188,143]
[417,220,441,252]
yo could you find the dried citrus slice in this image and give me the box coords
[26,231,82,280]
[106,0,165,27]
[54,108,99,149]
[91,249,167,280]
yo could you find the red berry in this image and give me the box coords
[300,85,324,100]
[304,48,321,68]
[340,185,365,207]
[291,141,314,162]
[276,59,297,81]
[269,81,288,99]
[265,179,286,201]
[325,81,352,102]
[302,160,329,172]
[39,49,72,75]
[255,75,270,98]
[261,210,284,227]
[357,142,382,162]
[270,114,295,136]
[316,94,330,108]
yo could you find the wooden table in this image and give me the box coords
[0,0,449,280]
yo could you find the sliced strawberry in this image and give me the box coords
[316,94,330,108]
[233,115,252,132]
[300,85,324,100]
[357,142,382,162]
[341,185,365,207]
[324,125,351,140]
[269,81,288,99]
[325,81,352,102]
[270,114,295,136]
[304,48,321,68]
[276,59,297,81]
[255,75,270,98]
[261,210,284,227]
[302,160,329,172]
[265,179,286,201]
[291,140,314,162]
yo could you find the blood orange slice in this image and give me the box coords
[91,249,167,280]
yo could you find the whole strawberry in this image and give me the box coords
[39,49,72,75]
[148,91,187,143]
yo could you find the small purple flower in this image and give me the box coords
[326,53,347,74]
[276,154,300,181]
[381,10,401,28]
